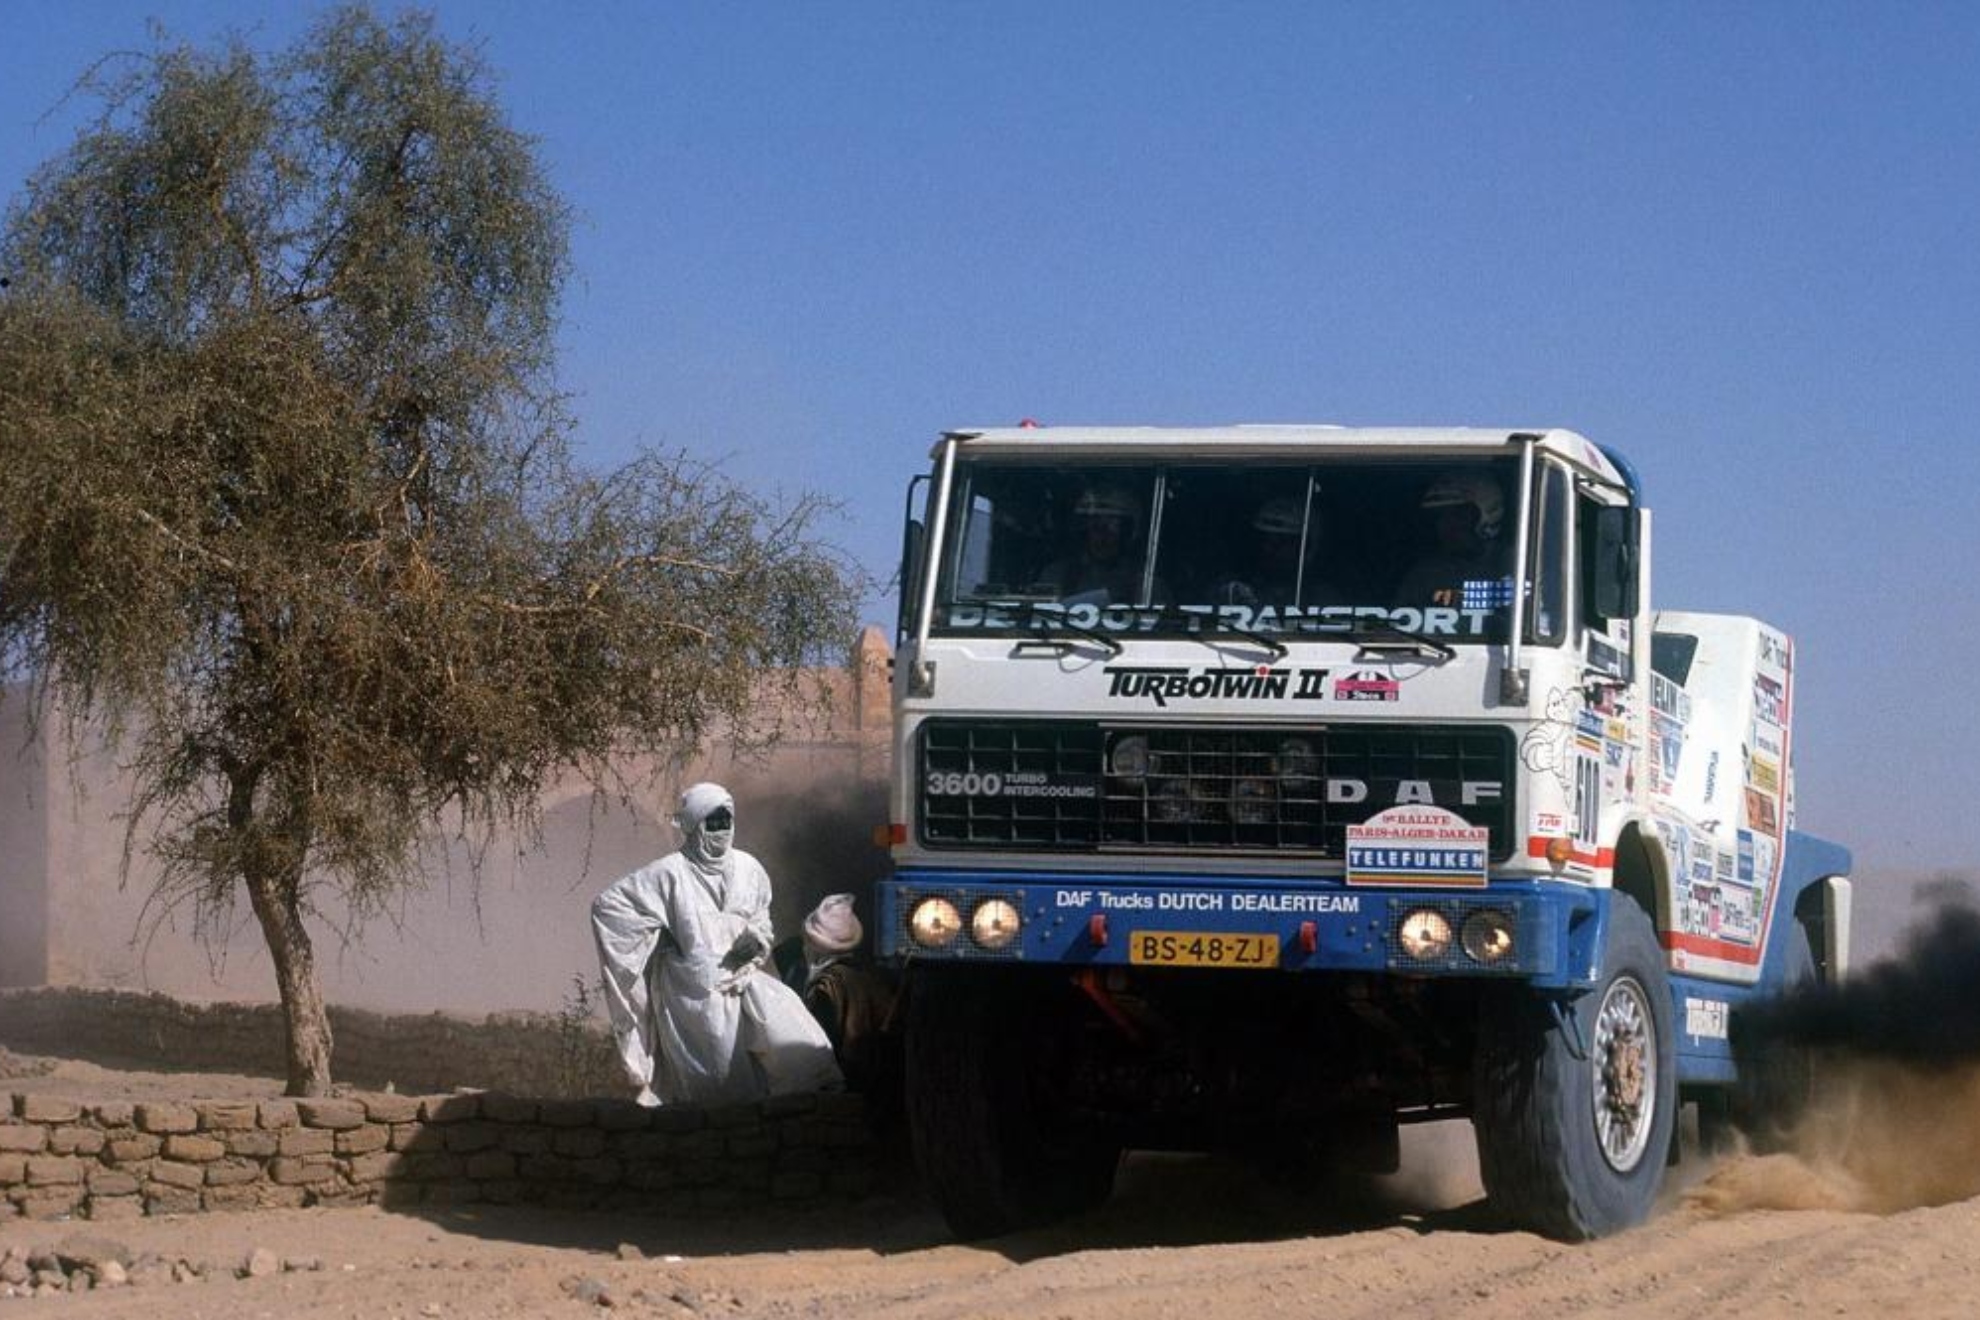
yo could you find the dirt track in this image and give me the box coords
[8,1062,1980,1320]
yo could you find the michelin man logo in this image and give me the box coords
[1521,687,1578,790]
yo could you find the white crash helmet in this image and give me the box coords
[1252,496,1308,537]
[1420,473,1504,540]
[1073,485,1141,531]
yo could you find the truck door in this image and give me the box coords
[1574,480,1642,855]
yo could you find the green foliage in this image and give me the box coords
[0,7,860,1086]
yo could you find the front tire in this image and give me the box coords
[905,967,1120,1239]
[1473,894,1677,1240]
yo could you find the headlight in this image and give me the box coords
[1461,910,1516,963]
[1232,777,1277,825]
[1108,734,1150,780]
[1397,909,1454,960]
[909,897,963,948]
[1276,737,1318,790]
[1151,778,1191,823]
[970,898,1022,950]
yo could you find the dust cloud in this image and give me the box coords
[1692,876,1980,1217]
[1692,1061,1980,1215]
[744,776,892,943]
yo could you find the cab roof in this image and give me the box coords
[937,424,1627,489]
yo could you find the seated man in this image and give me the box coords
[1211,496,1341,607]
[776,894,901,1116]
[1394,472,1509,608]
[1036,485,1152,606]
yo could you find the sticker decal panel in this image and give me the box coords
[1346,806,1490,887]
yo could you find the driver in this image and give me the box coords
[1037,485,1152,606]
[1213,496,1339,606]
[1394,472,1508,607]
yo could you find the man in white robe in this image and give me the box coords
[590,782,842,1106]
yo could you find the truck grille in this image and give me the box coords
[918,720,1515,859]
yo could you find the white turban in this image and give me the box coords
[674,782,735,865]
[803,893,862,955]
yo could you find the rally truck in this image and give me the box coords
[875,425,1851,1241]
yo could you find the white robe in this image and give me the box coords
[591,846,842,1105]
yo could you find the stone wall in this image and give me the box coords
[0,988,619,1098]
[0,1088,873,1224]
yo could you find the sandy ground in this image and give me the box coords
[6,1050,1980,1318]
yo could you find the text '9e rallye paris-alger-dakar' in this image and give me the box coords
[876,425,1850,1242]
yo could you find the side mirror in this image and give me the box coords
[1592,506,1640,621]
[895,473,932,645]
[895,517,926,645]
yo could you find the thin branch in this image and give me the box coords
[582,552,729,603]
[133,507,239,573]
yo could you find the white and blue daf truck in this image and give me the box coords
[876,425,1851,1241]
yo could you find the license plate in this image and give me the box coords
[1129,931,1280,969]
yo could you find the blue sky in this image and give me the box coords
[5,4,1977,873]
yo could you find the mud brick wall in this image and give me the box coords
[0,988,617,1096]
[0,1090,874,1223]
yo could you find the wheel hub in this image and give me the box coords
[1605,1032,1645,1114]
[1590,975,1656,1173]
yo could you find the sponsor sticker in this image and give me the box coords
[1748,753,1781,796]
[1685,996,1730,1041]
[1346,806,1489,887]
[1651,672,1691,721]
[1586,633,1627,676]
[1333,670,1400,702]
[1650,711,1683,794]
[1753,673,1786,727]
[1758,629,1791,672]
[1753,833,1779,887]
[1461,577,1521,610]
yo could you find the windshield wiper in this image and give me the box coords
[1138,605,1291,662]
[1015,610,1124,658]
[1342,615,1456,661]
[1202,615,1288,662]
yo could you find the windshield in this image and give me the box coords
[933,457,1532,643]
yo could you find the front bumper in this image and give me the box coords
[878,870,1608,991]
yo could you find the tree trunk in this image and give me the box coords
[245,866,335,1096]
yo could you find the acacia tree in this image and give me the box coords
[0,8,859,1094]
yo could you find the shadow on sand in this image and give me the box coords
[411,1138,1507,1264]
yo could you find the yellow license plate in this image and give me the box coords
[1129,931,1280,969]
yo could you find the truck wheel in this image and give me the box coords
[1472,893,1676,1240]
[1730,919,1817,1151]
[905,968,1120,1239]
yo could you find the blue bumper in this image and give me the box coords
[879,869,1610,992]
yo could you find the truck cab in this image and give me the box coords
[877,425,1850,1240]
